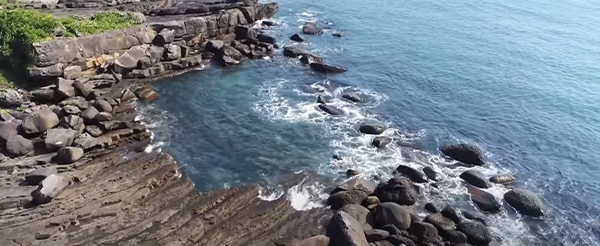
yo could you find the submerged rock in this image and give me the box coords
[504,188,546,217]
[303,22,323,35]
[317,95,328,104]
[290,33,305,42]
[310,63,348,73]
[423,167,441,181]
[346,169,360,177]
[372,136,392,148]
[489,174,516,184]
[359,124,386,135]
[395,165,428,183]
[318,104,344,115]
[467,185,501,213]
[441,143,485,166]
[342,93,362,103]
[460,169,491,188]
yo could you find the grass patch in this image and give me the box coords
[0,9,140,88]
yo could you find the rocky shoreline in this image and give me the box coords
[0,0,549,245]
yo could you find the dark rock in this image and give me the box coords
[375,178,418,206]
[441,206,461,224]
[459,170,491,188]
[424,213,456,232]
[235,44,252,56]
[290,33,305,42]
[347,169,360,177]
[408,221,439,242]
[205,40,225,53]
[396,165,428,183]
[317,95,328,104]
[489,175,516,184]
[457,222,492,246]
[56,78,76,99]
[333,154,342,160]
[467,185,501,213]
[372,202,412,230]
[365,229,389,242]
[441,230,468,243]
[342,204,374,230]
[56,146,84,164]
[461,211,487,226]
[283,45,320,60]
[342,93,362,103]
[45,128,77,151]
[423,167,441,181]
[372,136,392,148]
[6,135,33,156]
[262,20,276,26]
[425,203,439,213]
[327,211,370,246]
[137,57,152,69]
[30,88,58,103]
[257,34,276,44]
[32,174,67,204]
[153,28,174,46]
[297,235,330,246]
[20,110,60,134]
[80,106,99,123]
[504,188,546,217]
[60,115,84,131]
[303,22,323,35]
[0,121,19,142]
[234,26,257,40]
[310,63,348,73]
[25,167,57,185]
[318,104,344,115]
[0,88,27,108]
[387,235,416,246]
[332,32,343,37]
[359,124,386,135]
[441,144,485,166]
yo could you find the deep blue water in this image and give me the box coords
[140,0,600,245]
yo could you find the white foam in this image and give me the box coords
[286,177,328,211]
[258,185,285,201]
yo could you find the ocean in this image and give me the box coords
[139,0,600,245]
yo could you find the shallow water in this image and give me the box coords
[140,0,600,245]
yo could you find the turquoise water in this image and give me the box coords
[141,0,600,245]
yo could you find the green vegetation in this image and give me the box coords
[0,9,140,88]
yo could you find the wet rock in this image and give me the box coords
[461,211,487,226]
[297,235,330,246]
[262,20,276,26]
[372,136,392,148]
[342,204,375,230]
[441,206,461,224]
[32,174,67,204]
[6,135,33,156]
[459,170,491,188]
[373,202,412,230]
[0,88,27,108]
[283,45,320,59]
[300,55,323,65]
[234,26,257,40]
[333,154,343,160]
[317,95,328,104]
[342,93,362,103]
[359,124,386,135]
[375,178,418,206]
[441,143,485,166]
[0,121,19,142]
[395,165,428,183]
[327,211,370,246]
[318,104,344,115]
[423,167,441,181]
[303,22,323,35]
[45,128,77,151]
[408,221,439,242]
[20,110,60,134]
[310,63,348,73]
[489,175,516,184]
[56,147,84,164]
[467,185,501,213]
[257,34,276,44]
[25,167,57,185]
[425,203,439,213]
[347,169,360,177]
[80,106,99,123]
[290,33,305,42]
[73,133,98,150]
[457,222,492,246]
[503,188,546,217]
[424,213,456,232]
[365,229,389,242]
[442,230,468,243]
[332,32,343,37]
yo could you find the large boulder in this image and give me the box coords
[359,124,386,135]
[327,211,370,246]
[503,188,546,217]
[372,136,392,148]
[423,167,441,181]
[56,78,76,99]
[303,22,323,35]
[257,34,276,44]
[114,45,147,74]
[290,33,305,42]
[20,110,60,134]
[163,44,182,61]
[372,202,412,230]
[0,88,27,108]
[216,45,244,66]
[459,170,491,188]
[329,178,377,210]
[80,106,99,123]
[375,178,418,206]
[440,206,461,224]
[56,147,84,164]
[153,28,175,45]
[467,185,501,212]
[456,222,492,246]
[442,230,468,243]
[489,175,516,184]
[342,93,362,103]
[318,104,344,115]
[63,65,82,80]
[395,165,428,183]
[73,133,98,150]
[297,235,330,246]
[0,121,19,142]
[342,204,374,230]
[32,174,67,204]
[283,45,320,60]
[94,99,113,113]
[364,229,389,242]
[424,213,456,232]
[332,178,378,195]
[25,167,57,185]
[408,222,440,243]
[45,128,77,151]
[440,144,485,166]
[205,40,225,53]
[310,63,348,73]
[6,135,33,156]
